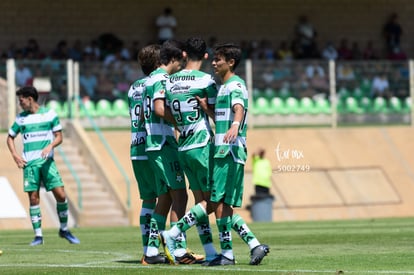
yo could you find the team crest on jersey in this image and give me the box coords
[159,89,165,95]
[176,173,184,183]
[237,83,242,88]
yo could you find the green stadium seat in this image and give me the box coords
[345,97,362,114]
[264,88,277,99]
[252,96,270,115]
[371,97,388,113]
[278,87,292,99]
[299,97,316,114]
[46,100,64,116]
[402,97,411,113]
[268,97,285,115]
[338,87,351,100]
[79,100,97,117]
[388,97,403,113]
[95,99,115,117]
[359,97,372,113]
[314,97,331,114]
[284,97,300,114]
[112,99,130,117]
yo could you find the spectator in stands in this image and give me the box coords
[362,40,379,60]
[68,39,83,61]
[389,70,409,99]
[52,40,69,60]
[23,38,44,59]
[337,63,356,81]
[155,7,177,44]
[79,67,98,99]
[387,46,407,61]
[276,40,294,61]
[337,38,353,60]
[83,39,101,61]
[95,71,115,100]
[321,41,338,60]
[350,41,363,60]
[15,59,33,87]
[371,72,392,99]
[383,13,403,55]
[293,15,318,59]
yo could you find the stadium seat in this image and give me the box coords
[112,99,130,117]
[46,100,64,116]
[284,97,300,114]
[95,99,115,117]
[299,97,316,114]
[268,97,285,115]
[252,96,270,115]
[359,97,372,113]
[264,88,277,99]
[345,97,362,114]
[278,87,292,99]
[337,87,351,100]
[402,97,411,113]
[388,97,403,113]
[79,100,97,117]
[371,97,388,113]
[314,97,331,114]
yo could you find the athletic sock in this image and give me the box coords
[56,200,69,231]
[172,222,187,257]
[169,203,207,238]
[231,214,260,250]
[196,213,217,257]
[216,216,234,260]
[139,206,154,255]
[30,205,42,236]
[146,215,162,257]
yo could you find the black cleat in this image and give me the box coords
[249,244,270,265]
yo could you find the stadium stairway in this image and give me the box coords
[55,121,130,227]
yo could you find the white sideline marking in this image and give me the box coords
[1,249,413,274]
[0,177,27,218]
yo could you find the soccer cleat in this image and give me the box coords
[141,254,168,265]
[175,252,197,264]
[160,231,176,264]
[249,244,270,265]
[59,229,80,244]
[187,249,205,264]
[202,254,235,266]
[30,236,44,246]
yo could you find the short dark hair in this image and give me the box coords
[160,39,184,65]
[185,37,207,61]
[214,43,242,71]
[16,86,38,101]
[138,44,161,75]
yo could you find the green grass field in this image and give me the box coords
[1,217,414,274]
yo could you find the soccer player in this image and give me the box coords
[142,39,194,264]
[127,44,167,264]
[6,86,80,246]
[162,43,269,266]
[162,37,218,263]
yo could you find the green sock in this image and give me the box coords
[30,205,42,236]
[175,203,206,233]
[216,216,233,259]
[231,214,260,250]
[196,214,216,256]
[139,207,154,254]
[146,217,161,256]
[171,221,187,251]
[56,200,68,231]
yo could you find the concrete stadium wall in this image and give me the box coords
[0,0,413,56]
[2,126,414,229]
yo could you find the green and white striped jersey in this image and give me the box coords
[128,77,148,160]
[165,69,217,151]
[143,67,177,151]
[214,75,248,164]
[8,106,62,164]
